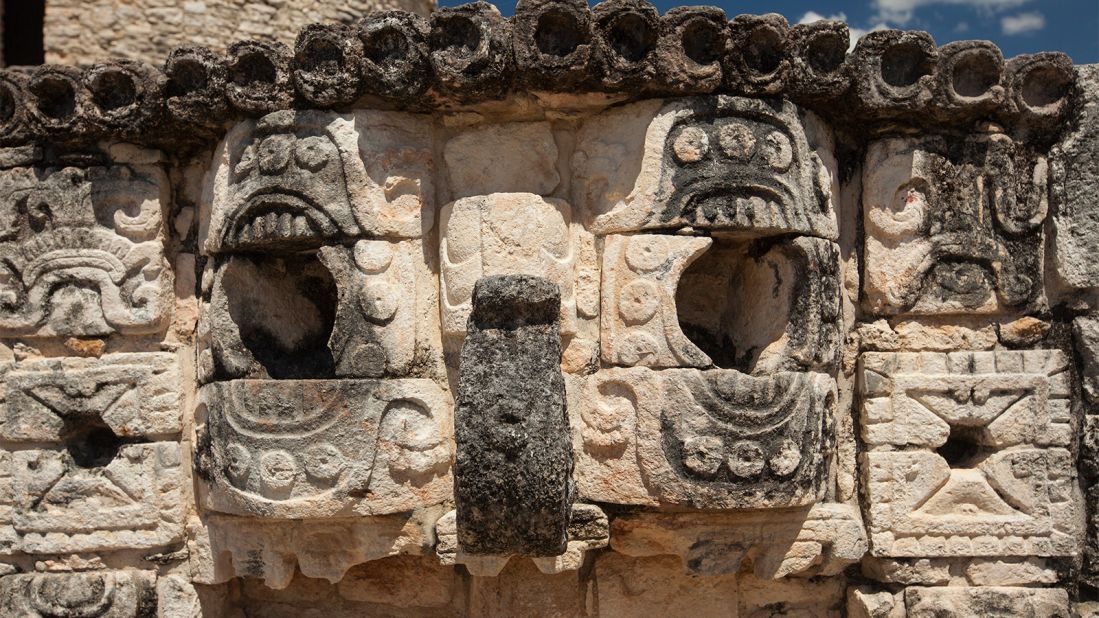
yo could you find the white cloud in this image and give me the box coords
[954,21,970,33]
[797,11,889,51]
[871,0,1031,25]
[1001,11,1046,35]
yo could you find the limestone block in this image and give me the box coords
[965,559,1063,586]
[572,95,838,239]
[198,238,441,383]
[428,3,514,103]
[594,554,739,618]
[0,570,156,617]
[604,233,843,371]
[436,503,608,576]
[157,574,201,618]
[1052,66,1099,288]
[862,134,1048,315]
[358,11,433,104]
[599,234,711,368]
[0,353,182,442]
[847,586,905,618]
[191,512,437,588]
[571,367,835,509]
[443,121,560,199]
[466,557,584,616]
[440,193,578,336]
[861,556,952,585]
[322,240,440,378]
[195,379,452,518]
[0,165,173,337]
[851,30,936,119]
[740,574,845,617]
[862,556,1061,586]
[904,586,1070,617]
[860,350,1072,449]
[454,275,572,556]
[337,555,457,607]
[203,109,434,254]
[610,503,866,579]
[861,350,1079,559]
[4,442,182,554]
[1074,316,1099,407]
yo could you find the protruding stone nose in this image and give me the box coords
[453,274,574,556]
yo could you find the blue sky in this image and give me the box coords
[438,0,1099,64]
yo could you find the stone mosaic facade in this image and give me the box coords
[0,1,1095,615]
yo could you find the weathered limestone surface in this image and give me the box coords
[0,4,1093,615]
[454,275,573,556]
[860,351,1079,559]
[571,367,834,509]
[863,135,1049,315]
[0,166,173,338]
[195,379,452,518]
[0,352,182,441]
[573,95,838,239]
[1053,65,1099,289]
[0,570,157,617]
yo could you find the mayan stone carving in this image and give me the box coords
[861,351,1079,559]
[454,275,573,556]
[0,0,1094,614]
[0,165,172,338]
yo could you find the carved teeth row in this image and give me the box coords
[236,214,316,244]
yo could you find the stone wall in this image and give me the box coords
[44,0,434,65]
[0,1,1095,616]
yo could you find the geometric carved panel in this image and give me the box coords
[860,350,1079,558]
[2,442,183,555]
[0,352,182,441]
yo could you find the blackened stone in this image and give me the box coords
[358,10,434,104]
[1052,66,1099,288]
[786,19,851,105]
[226,39,294,116]
[1003,51,1076,140]
[294,23,364,108]
[82,59,165,139]
[726,13,790,96]
[851,29,937,121]
[591,0,660,92]
[0,69,31,145]
[428,2,515,103]
[164,46,229,127]
[25,64,88,139]
[654,6,728,96]
[512,0,595,91]
[931,40,1004,125]
[454,274,573,556]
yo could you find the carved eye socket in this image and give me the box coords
[257,135,293,175]
[717,122,757,161]
[295,136,332,172]
[761,131,793,171]
[672,126,709,164]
